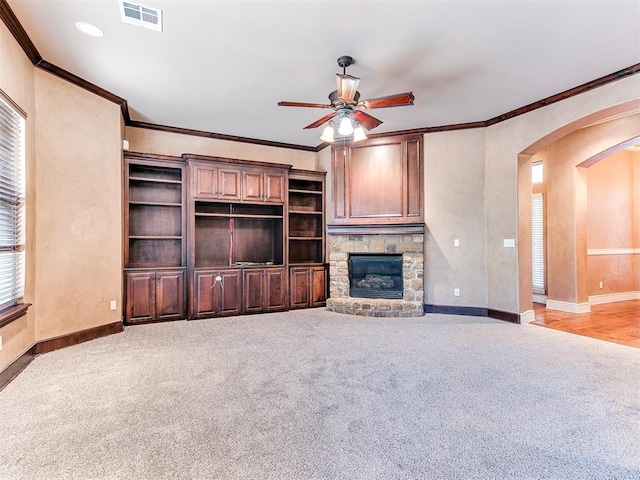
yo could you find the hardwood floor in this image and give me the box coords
[531,300,640,348]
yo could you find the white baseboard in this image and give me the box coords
[588,291,640,305]
[546,299,591,314]
[519,310,535,324]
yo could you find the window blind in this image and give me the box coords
[531,192,545,293]
[0,94,26,310]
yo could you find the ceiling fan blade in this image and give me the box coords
[362,92,415,109]
[352,110,383,130]
[278,101,333,109]
[336,74,360,102]
[303,112,338,129]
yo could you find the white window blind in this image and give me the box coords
[0,94,26,310]
[531,192,545,293]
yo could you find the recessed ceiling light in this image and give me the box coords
[75,22,104,37]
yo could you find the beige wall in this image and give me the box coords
[0,20,36,370]
[532,115,640,307]
[423,129,488,307]
[125,127,316,170]
[586,151,638,296]
[33,70,123,340]
[1,19,123,372]
[492,77,640,315]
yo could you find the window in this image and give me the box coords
[531,161,544,184]
[531,193,545,294]
[0,92,26,311]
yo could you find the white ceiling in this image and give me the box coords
[6,0,640,148]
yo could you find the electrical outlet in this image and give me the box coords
[454,288,460,297]
[110,300,117,311]
[0,335,3,351]
[503,239,515,248]
[454,238,460,247]
[599,281,603,289]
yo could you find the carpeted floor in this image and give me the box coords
[1,309,639,479]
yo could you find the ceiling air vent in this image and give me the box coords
[119,1,162,32]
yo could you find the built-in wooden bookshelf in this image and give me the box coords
[123,153,186,324]
[288,170,327,308]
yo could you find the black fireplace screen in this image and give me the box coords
[349,254,403,299]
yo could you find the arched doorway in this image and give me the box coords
[517,102,640,338]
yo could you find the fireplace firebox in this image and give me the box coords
[349,254,403,299]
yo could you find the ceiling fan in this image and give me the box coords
[278,55,415,142]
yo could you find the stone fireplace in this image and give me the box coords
[326,133,424,317]
[326,226,424,317]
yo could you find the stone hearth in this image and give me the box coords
[326,230,424,317]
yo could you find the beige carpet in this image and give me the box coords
[1,308,639,479]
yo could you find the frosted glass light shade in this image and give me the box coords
[320,125,335,143]
[353,125,367,142]
[338,116,354,136]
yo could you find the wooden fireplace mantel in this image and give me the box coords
[327,223,424,235]
[331,133,423,226]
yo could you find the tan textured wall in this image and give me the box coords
[0,21,36,372]
[542,116,640,305]
[587,152,633,248]
[423,129,487,307]
[586,151,637,296]
[33,70,122,340]
[491,76,640,315]
[125,127,316,170]
[635,155,640,292]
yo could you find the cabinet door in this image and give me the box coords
[243,269,264,313]
[242,170,264,202]
[289,267,310,309]
[218,269,242,316]
[310,267,327,307]
[193,270,217,318]
[192,166,218,199]
[218,168,242,200]
[265,268,286,311]
[155,270,185,320]
[125,272,155,324]
[193,269,241,318]
[264,172,286,203]
[193,166,241,200]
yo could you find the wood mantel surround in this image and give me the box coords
[331,134,423,226]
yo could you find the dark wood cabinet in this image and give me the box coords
[288,170,327,308]
[192,269,242,318]
[290,266,326,309]
[331,134,423,225]
[242,169,285,203]
[124,153,328,322]
[192,164,242,201]
[124,153,186,324]
[125,269,185,324]
[184,154,290,320]
[243,267,286,313]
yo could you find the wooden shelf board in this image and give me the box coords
[129,176,182,185]
[195,213,283,219]
[289,210,323,215]
[129,201,182,207]
[129,236,182,239]
[289,237,323,241]
[289,189,322,195]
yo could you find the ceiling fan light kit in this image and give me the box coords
[278,55,415,144]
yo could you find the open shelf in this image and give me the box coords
[125,158,185,271]
[129,238,182,268]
